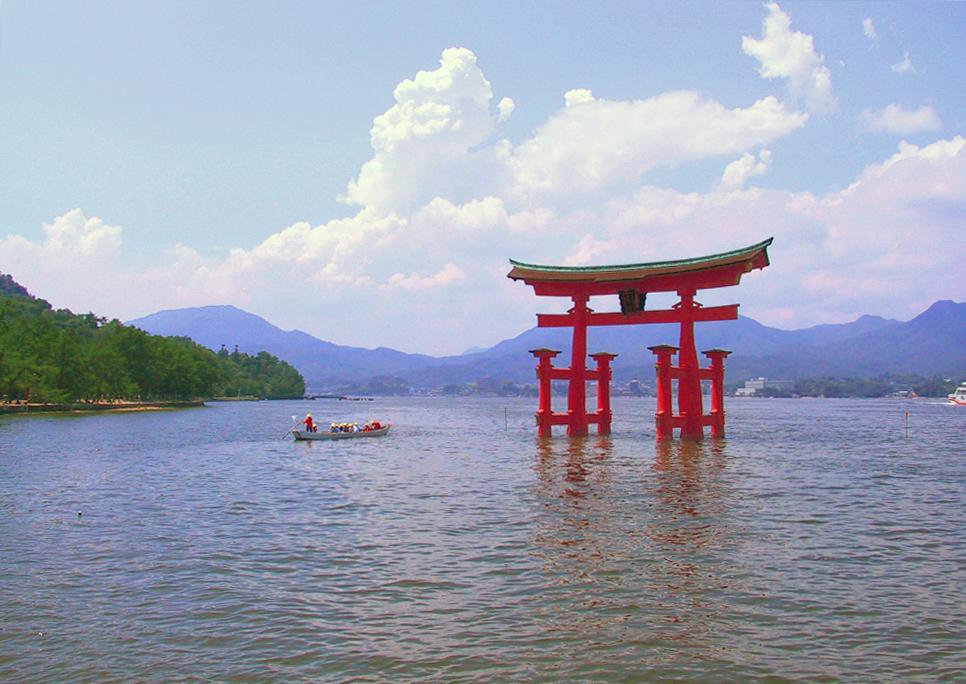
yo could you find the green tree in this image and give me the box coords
[0,272,304,403]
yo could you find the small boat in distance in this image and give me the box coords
[292,424,392,441]
[949,383,966,405]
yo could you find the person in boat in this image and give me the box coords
[302,414,316,433]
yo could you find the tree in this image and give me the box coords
[0,272,304,403]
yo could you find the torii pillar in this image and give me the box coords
[529,346,618,437]
[650,344,732,440]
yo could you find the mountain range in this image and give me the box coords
[129,300,966,389]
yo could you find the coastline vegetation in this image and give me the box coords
[0,273,304,404]
[753,374,960,399]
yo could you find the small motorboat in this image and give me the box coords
[949,383,966,405]
[292,424,392,441]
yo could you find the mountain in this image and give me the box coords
[689,300,966,382]
[829,300,966,375]
[467,312,899,363]
[129,301,966,390]
[128,306,439,386]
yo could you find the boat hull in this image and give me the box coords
[292,425,391,441]
[949,383,966,405]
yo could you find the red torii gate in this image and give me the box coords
[508,238,772,440]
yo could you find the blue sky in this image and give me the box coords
[2,1,965,354]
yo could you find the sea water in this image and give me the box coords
[1,397,964,683]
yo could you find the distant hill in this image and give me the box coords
[816,300,966,376]
[130,301,966,389]
[128,305,439,386]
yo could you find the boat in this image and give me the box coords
[292,424,392,441]
[949,383,966,405]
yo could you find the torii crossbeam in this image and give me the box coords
[508,238,772,439]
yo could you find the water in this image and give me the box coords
[1,397,964,683]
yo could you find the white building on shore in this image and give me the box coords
[735,377,795,397]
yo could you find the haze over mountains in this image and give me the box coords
[129,300,966,390]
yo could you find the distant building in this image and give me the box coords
[735,377,794,396]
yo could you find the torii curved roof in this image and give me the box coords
[507,237,773,294]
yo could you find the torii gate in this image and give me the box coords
[508,238,772,440]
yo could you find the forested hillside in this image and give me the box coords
[0,273,304,403]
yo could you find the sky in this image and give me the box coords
[2,1,965,355]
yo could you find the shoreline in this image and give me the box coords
[0,399,205,415]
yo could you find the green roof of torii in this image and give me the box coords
[508,237,773,284]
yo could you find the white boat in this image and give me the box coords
[292,425,392,441]
[949,383,966,405]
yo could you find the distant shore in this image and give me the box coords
[0,399,205,415]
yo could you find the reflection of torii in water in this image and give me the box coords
[528,437,737,651]
[509,238,773,439]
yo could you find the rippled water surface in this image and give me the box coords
[2,397,964,683]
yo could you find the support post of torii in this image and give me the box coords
[510,238,772,440]
[530,347,560,437]
[529,347,619,437]
[591,352,618,436]
[567,294,590,435]
[649,344,678,441]
[703,348,731,438]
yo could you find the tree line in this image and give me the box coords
[0,273,304,403]
[755,374,961,399]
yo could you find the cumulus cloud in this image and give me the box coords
[341,46,806,216]
[859,104,942,134]
[0,209,125,310]
[379,263,467,293]
[891,52,917,74]
[808,137,966,311]
[717,150,773,191]
[36,209,121,259]
[341,47,514,215]
[862,18,878,41]
[742,2,837,114]
[506,89,804,204]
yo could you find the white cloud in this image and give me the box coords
[0,209,125,311]
[808,137,966,312]
[717,150,773,191]
[341,47,514,215]
[506,89,804,203]
[891,52,917,74]
[563,234,608,266]
[859,104,942,134]
[862,18,878,41]
[379,263,467,293]
[343,44,806,215]
[38,209,122,259]
[742,2,837,114]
